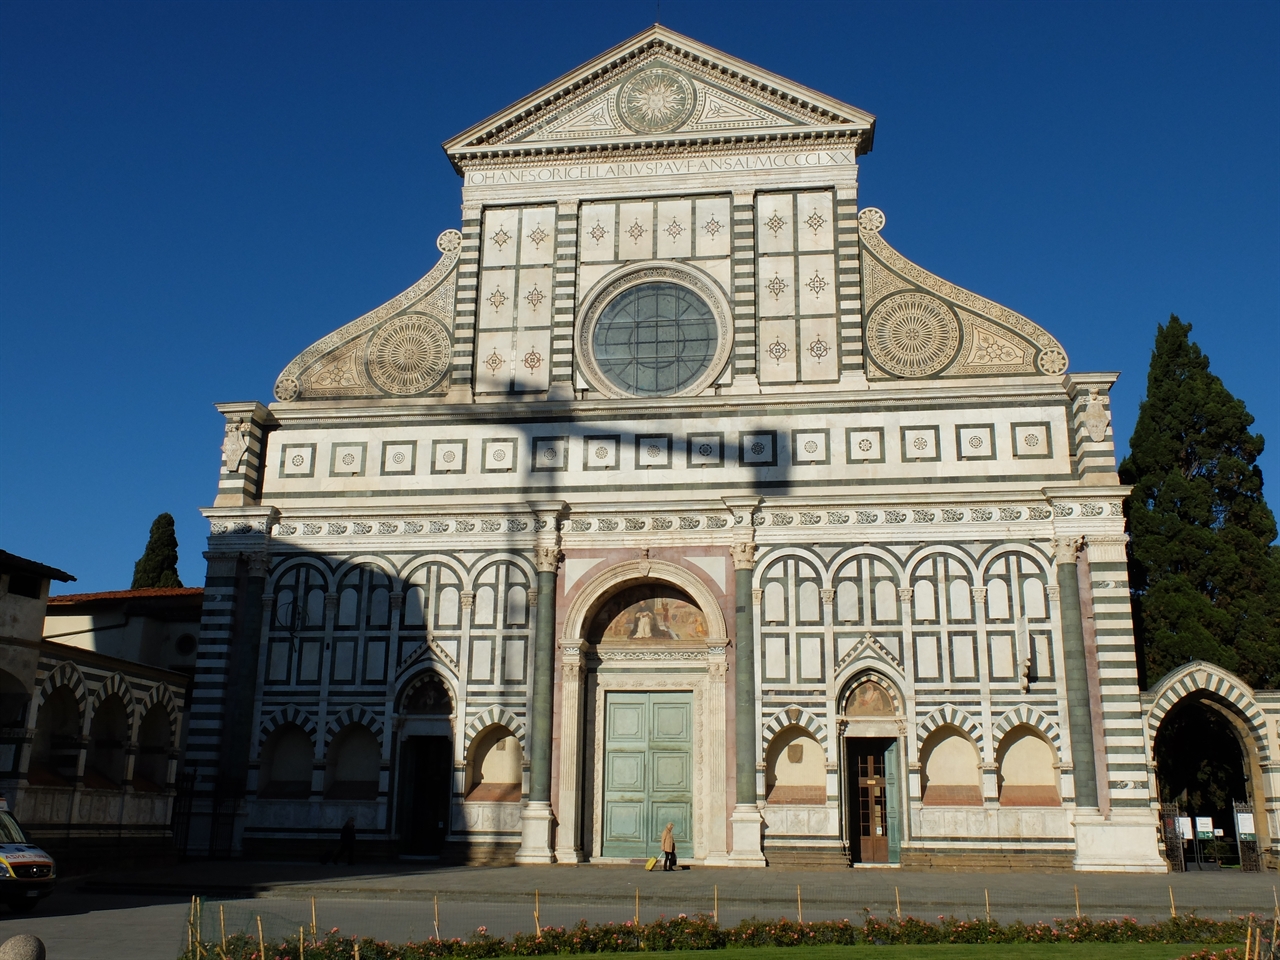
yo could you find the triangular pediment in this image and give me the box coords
[444,26,875,166]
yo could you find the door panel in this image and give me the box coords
[602,691,693,859]
[845,737,898,865]
[651,753,690,791]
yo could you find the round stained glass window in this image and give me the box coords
[591,282,717,397]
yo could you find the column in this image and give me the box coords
[1053,536,1097,808]
[517,503,563,863]
[729,539,766,864]
[554,639,585,864]
[219,552,268,793]
[704,642,731,864]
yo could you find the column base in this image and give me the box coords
[1073,810,1168,873]
[515,801,556,864]
[728,803,767,866]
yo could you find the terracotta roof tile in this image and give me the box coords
[47,587,204,604]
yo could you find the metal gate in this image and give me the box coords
[1159,803,1184,872]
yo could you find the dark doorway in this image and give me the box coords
[396,736,451,857]
[845,737,899,864]
[1153,696,1250,868]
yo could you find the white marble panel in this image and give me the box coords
[578,261,614,303]
[473,331,513,393]
[655,199,692,259]
[433,439,466,474]
[989,634,1016,679]
[695,196,731,258]
[510,327,551,393]
[763,634,788,681]
[958,425,994,460]
[741,430,777,465]
[617,201,653,260]
[796,191,834,251]
[471,638,493,681]
[799,635,823,680]
[534,436,568,471]
[503,638,526,681]
[762,804,837,836]
[698,257,733,298]
[793,430,827,463]
[756,255,795,317]
[847,429,882,463]
[756,194,793,254]
[482,208,519,266]
[914,634,941,679]
[515,266,553,329]
[579,204,616,262]
[798,315,838,382]
[331,443,365,476]
[797,253,836,315]
[758,318,796,384]
[478,267,517,330]
[519,205,556,265]
[483,438,517,472]
[951,633,977,680]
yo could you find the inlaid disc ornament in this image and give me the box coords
[866,292,960,377]
[618,67,696,134]
[367,314,451,395]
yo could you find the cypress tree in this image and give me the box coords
[131,513,183,589]
[1120,316,1280,689]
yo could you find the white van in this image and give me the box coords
[0,799,55,912]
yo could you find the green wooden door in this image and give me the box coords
[602,692,693,859]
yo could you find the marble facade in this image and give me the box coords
[185,26,1235,871]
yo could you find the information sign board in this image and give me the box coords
[1195,817,1214,840]
[1236,812,1257,842]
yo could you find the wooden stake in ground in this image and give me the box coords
[311,896,317,937]
[354,941,361,960]
[220,903,227,953]
[1247,924,1253,959]
[1169,885,1176,918]
[1074,885,1080,919]
[196,898,203,957]
[299,925,305,960]
[535,889,541,937]
[635,887,639,926]
[187,897,194,957]
[895,887,901,920]
[257,916,265,960]
[434,894,441,940]
[985,889,991,922]
[714,885,718,925]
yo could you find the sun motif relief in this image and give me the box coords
[617,66,696,134]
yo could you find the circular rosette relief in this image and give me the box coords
[866,292,960,378]
[617,66,696,134]
[367,314,452,395]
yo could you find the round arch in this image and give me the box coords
[560,558,728,644]
[1146,661,1272,856]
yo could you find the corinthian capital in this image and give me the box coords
[535,546,562,573]
[730,541,757,571]
[1050,536,1082,565]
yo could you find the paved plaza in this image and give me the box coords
[2,863,1278,960]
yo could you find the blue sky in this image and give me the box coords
[2,1,1276,593]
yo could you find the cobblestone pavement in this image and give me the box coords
[1,862,1277,960]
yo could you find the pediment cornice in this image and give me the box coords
[443,26,875,170]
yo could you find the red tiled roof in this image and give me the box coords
[47,587,204,604]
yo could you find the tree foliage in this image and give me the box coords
[1120,316,1280,688]
[131,512,183,589]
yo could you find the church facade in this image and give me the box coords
[185,27,1175,870]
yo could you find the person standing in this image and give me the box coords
[660,822,676,871]
[323,816,357,865]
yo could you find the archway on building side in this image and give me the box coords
[1147,662,1270,870]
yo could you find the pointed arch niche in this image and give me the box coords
[554,558,730,866]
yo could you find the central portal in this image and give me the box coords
[601,691,693,859]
